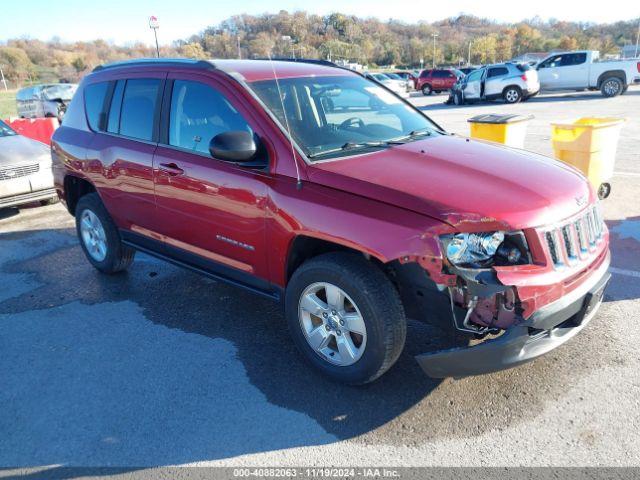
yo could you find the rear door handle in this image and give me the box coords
[158,162,184,176]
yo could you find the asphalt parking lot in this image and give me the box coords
[1,88,640,472]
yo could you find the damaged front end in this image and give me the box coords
[392,226,611,379]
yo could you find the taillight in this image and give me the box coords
[520,73,528,81]
[637,62,640,73]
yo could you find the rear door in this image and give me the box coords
[484,66,509,97]
[151,72,271,289]
[84,71,166,231]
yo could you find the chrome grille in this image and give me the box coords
[0,164,39,181]
[542,205,604,270]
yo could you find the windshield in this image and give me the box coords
[385,73,402,80]
[250,75,441,161]
[42,84,77,101]
[0,120,16,137]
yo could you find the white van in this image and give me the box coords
[16,84,78,121]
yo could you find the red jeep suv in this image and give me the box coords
[416,69,460,95]
[52,59,610,384]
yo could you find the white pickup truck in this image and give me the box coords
[536,50,640,97]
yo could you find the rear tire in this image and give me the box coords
[75,193,135,274]
[601,77,623,97]
[453,91,464,105]
[422,84,432,95]
[285,252,407,385]
[503,86,522,104]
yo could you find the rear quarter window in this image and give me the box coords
[84,82,110,132]
[487,67,509,78]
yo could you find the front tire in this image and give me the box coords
[503,86,522,103]
[285,252,406,385]
[75,193,135,274]
[421,84,432,95]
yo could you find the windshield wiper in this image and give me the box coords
[307,129,434,160]
[388,128,434,143]
[307,141,395,159]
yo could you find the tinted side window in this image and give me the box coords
[432,70,448,78]
[119,79,161,141]
[420,70,431,78]
[487,67,509,78]
[539,55,562,68]
[169,80,252,155]
[84,82,110,132]
[562,53,587,66]
[107,80,125,134]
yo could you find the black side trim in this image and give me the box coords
[120,230,281,301]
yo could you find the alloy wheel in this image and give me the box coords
[298,282,367,366]
[80,209,108,262]
[603,79,620,96]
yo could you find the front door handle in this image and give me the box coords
[158,162,184,176]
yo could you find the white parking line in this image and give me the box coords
[610,267,640,279]
[614,171,640,177]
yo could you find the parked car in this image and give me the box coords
[393,70,417,89]
[416,69,461,95]
[447,63,540,104]
[52,59,610,385]
[535,50,640,97]
[363,72,409,97]
[16,83,78,122]
[0,119,58,209]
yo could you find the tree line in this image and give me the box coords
[1,11,638,87]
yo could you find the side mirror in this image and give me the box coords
[209,131,258,163]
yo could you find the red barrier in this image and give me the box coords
[3,117,59,145]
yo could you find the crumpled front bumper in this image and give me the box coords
[416,251,611,378]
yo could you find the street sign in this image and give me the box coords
[149,16,159,29]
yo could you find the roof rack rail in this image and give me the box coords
[251,57,337,67]
[93,58,215,73]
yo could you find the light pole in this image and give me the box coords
[431,33,438,68]
[468,41,472,66]
[149,16,160,58]
[635,19,640,58]
[0,65,7,92]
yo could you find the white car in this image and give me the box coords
[365,73,410,98]
[0,120,57,209]
[449,63,540,104]
[535,50,640,97]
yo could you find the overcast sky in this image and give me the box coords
[2,0,635,45]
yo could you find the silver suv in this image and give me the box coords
[449,63,540,105]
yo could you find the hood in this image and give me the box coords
[307,135,593,231]
[0,134,50,166]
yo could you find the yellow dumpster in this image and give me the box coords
[468,113,533,149]
[551,117,625,199]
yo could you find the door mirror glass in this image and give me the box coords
[209,131,258,163]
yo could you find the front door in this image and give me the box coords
[152,73,271,290]
[463,69,483,99]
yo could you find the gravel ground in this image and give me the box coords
[1,87,639,474]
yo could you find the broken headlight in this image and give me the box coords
[443,232,504,267]
[441,231,530,268]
